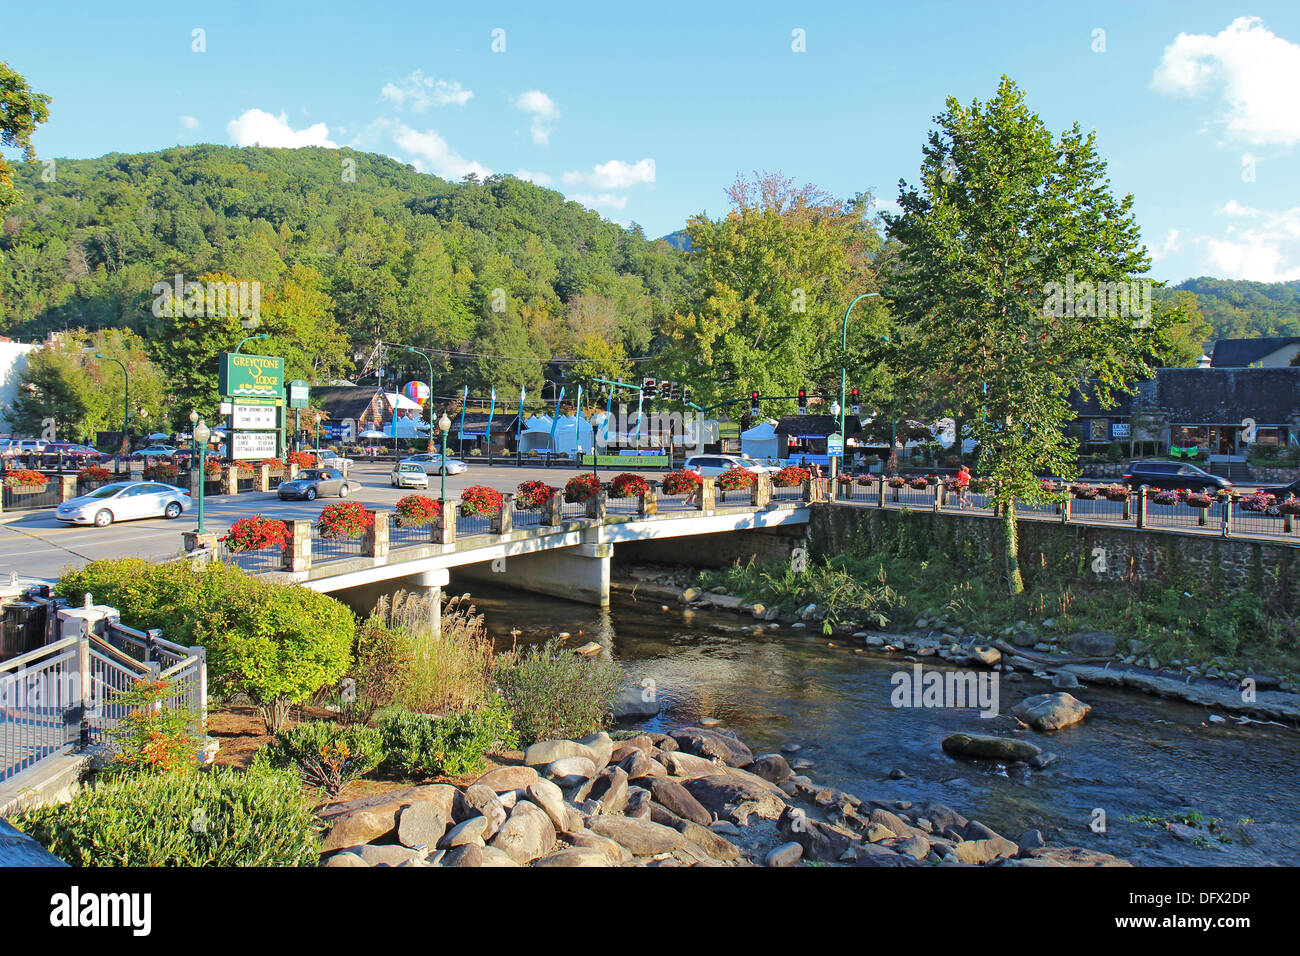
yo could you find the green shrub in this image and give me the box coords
[13,760,320,866]
[56,559,355,732]
[101,678,202,776]
[376,590,496,715]
[264,721,384,795]
[494,638,622,746]
[378,694,517,777]
[343,615,416,724]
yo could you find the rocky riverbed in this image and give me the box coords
[317,726,1131,867]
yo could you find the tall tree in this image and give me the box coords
[0,60,50,221]
[885,77,1172,593]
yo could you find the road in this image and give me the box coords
[0,461,668,583]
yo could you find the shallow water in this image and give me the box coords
[455,579,1300,866]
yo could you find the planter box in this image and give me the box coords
[7,484,46,494]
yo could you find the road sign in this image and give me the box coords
[827,434,844,457]
[288,379,310,409]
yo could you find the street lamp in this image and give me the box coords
[591,410,608,481]
[93,352,131,464]
[190,410,211,533]
[406,346,436,452]
[235,333,269,355]
[437,412,452,507]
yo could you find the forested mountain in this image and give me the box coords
[1168,276,1300,339]
[0,145,696,400]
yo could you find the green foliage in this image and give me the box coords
[1167,277,1300,339]
[265,721,384,795]
[494,638,623,745]
[1,145,693,409]
[700,555,903,627]
[378,695,517,778]
[56,559,355,732]
[101,679,202,776]
[13,760,320,866]
[883,77,1171,592]
[0,59,51,218]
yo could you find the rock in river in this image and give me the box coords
[941,732,1042,762]
[1011,692,1092,731]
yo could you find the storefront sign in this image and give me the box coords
[232,431,277,459]
[219,353,284,398]
[231,403,278,430]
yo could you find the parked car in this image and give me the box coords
[55,481,191,527]
[307,448,354,471]
[400,453,467,476]
[47,442,106,460]
[1121,460,1231,493]
[276,468,352,501]
[3,439,51,456]
[390,462,430,489]
[683,454,781,477]
[132,445,178,458]
[1256,477,1300,498]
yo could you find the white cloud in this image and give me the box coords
[226,108,338,148]
[1151,16,1300,146]
[562,158,656,190]
[571,193,628,211]
[1148,228,1182,262]
[514,90,559,145]
[180,115,200,131]
[391,124,491,181]
[1201,201,1300,281]
[514,169,554,186]
[381,69,473,110]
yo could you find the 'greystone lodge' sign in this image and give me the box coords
[219,354,284,398]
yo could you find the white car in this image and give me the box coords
[55,481,192,527]
[400,453,467,476]
[683,454,780,477]
[308,449,354,471]
[390,462,430,489]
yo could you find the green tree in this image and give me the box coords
[884,77,1171,594]
[0,60,51,220]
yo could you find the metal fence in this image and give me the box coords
[771,483,804,502]
[657,492,696,513]
[0,638,79,782]
[218,540,283,573]
[605,493,640,515]
[389,516,436,548]
[456,510,492,537]
[512,502,545,529]
[310,523,366,559]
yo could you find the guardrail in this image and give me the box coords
[0,594,207,784]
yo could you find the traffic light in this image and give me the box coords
[662,381,675,401]
[850,387,860,415]
[643,378,657,399]
[797,388,807,412]
[682,386,692,404]
[751,390,760,404]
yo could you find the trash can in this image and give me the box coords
[1,600,47,662]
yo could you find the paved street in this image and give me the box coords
[0,461,669,582]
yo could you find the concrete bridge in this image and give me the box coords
[197,478,818,630]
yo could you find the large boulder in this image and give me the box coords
[576,732,614,772]
[671,728,753,767]
[659,751,722,779]
[454,785,508,839]
[672,819,741,861]
[1011,846,1132,867]
[747,753,794,783]
[590,767,630,815]
[764,842,804,867]
[1011,692,1091,731]
[397,802,449,849]
[439,816,489,849]
[589,817,687,856]
[524,739,597,768]
[1066,631,1118,657]
[564,828,630,865]
[473,766,540,793]
[778,806,858,862]
[533,847,610,867]
[545,756,598,788]
[950,837,1019,865]
[613,684,660,718]
[526,779,572,833]
[489,800,557,864]
[941,732,1042,762]
[646,778,713,826]
[318,784,458,852]
[683,773,787,822]
[618,750,662,781]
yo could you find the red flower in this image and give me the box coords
[316,501,373,539]
[608,473,649,498]
[221,514,290,552]
[395,494,441,527]
[516,480,556,509]
[459,484,504,517]
[772,466,810,488]
[718,467,757,491]
[661,469,703,496]
[564,473,603,503]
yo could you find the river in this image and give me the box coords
[451,578,1300,866]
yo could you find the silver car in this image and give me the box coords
[683,454,780,477]
[390,462,430,489]
[55,481,192,527]
[400,453,467,476]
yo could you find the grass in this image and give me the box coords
[697,545,1300,679]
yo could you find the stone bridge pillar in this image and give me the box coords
[413,567,449,638]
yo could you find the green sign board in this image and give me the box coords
[219,353,284,399]
[827,434,844,457]
[583,454,670,467]
[288,379,310,409]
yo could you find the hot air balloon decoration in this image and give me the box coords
[404,381,430,406]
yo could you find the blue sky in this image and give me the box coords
[6,1,1300,284]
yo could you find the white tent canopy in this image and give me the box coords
[383,391,424,412]
[740,420,779,462]
[519,413,595,455]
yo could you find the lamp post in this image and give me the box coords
[838,292,882,481]
[189,410,211,533]
[437,412,452,507]
[93,352,130,464]
[235,333,269,355]
[591,410,608,481]
[406,347,436,452]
